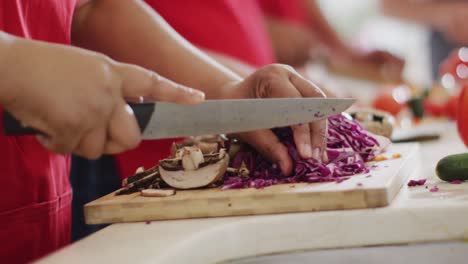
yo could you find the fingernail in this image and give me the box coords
[187,88,204,97]
[198,92,206,99]
[125,104,134,115]
[302,143,313,158]
[312,148,320,161]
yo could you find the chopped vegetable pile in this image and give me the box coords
[223,114,389,190]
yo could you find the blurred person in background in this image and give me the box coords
[381,0,468,80]
[258,0,405,82]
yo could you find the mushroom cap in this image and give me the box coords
[159,153,229,189]
[140,189,175,197]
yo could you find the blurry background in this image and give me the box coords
[317,0,431,86]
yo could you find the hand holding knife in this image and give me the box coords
[4,98,354,138]
[2,59,355,175]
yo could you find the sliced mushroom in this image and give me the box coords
[117,171,159,195]
[227,139,241,159]
[180,146,204,170]
[135,166,145,174]
[171,135,227,156]
[197,141,219,154]
[141,189,175,197]
[117,165,169,195]
[122,165,158,187]
[226,162,250,177]
[159,149,229,189]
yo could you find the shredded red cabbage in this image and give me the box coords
[429,185,439,192]
[407,179,427,187]
[223,114,386,190]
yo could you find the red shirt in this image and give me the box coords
[146,0,275,67]
[115,0,276,178]
[257,0,308,26]
[0,1,77,263]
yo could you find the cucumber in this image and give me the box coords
[436,153,468,182]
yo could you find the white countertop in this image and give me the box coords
[37,122,468,264]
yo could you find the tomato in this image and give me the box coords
[423,82,453,117]
[457,84,468,147]
[440,47,468,83]
[424,99,446,116]
[373,85,410,116]
[440,50,462,77]
[445,94,460,120]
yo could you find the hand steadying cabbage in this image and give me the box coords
[223,113,390,190]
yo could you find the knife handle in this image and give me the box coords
[2,103,155,136]
[3,111,40,135]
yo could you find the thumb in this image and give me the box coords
[236,130,293,176]
[115,62,205,104]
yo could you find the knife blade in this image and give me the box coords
[3,98,355,138]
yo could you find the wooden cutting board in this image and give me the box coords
[85,143,419,225]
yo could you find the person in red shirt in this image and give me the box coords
[1,1,328,262]
[0,1,205,262]
[382,0,467,79]
[113,0,277,179]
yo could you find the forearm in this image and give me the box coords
[203,49,256,78]
[381,0,463,29]
[265,16,301,64]
[0,32,92,106]
[303,0,348,54]
[72,0,244,99]
[0,31,17,105]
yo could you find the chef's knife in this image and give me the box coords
[3,98,355,138]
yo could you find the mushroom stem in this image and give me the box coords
[159,150,229,189]
[122,165,158,186]
[226,166,250,177]
[117,170,161,195]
